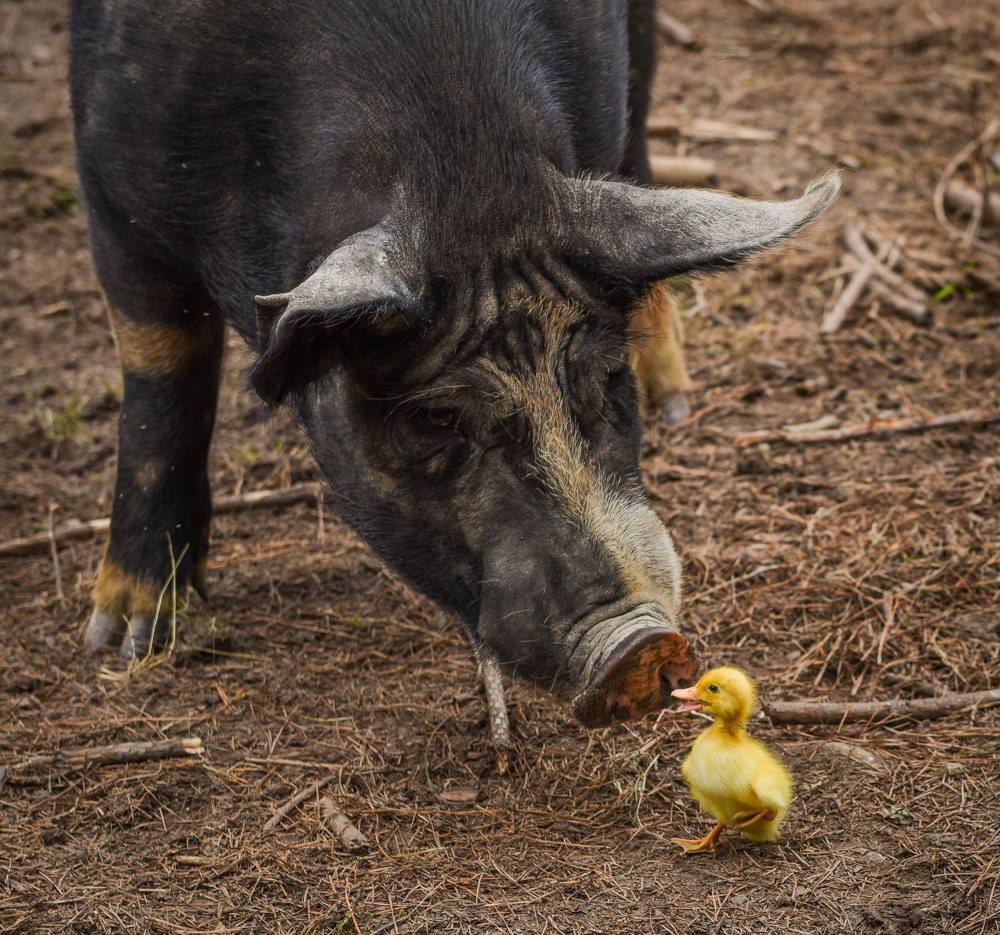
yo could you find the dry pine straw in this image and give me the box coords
[2,0,1000,932]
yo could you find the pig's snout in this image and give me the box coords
[569,601,698,728]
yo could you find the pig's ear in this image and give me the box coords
[251,227,418,404]
[563,171,840,285]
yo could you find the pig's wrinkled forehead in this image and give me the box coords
[402,288,628,394]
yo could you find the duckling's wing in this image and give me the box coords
[749,748,795,813]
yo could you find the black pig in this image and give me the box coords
[70,0,837,727]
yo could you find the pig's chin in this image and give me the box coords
[565,598,699,728]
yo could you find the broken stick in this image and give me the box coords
[0,482,325,558]
[650,155,716,186]
[763,688,1000,725]
[319,797,370,852]
[7,736,203,773]
[262,775,337,832]
[821,261,875,333]
[867,277,931,326]
[655,11,699,48]
[842,224,932,325]
[944,179,1000,227]
[735,408,1000,447]
[647,116,777,143]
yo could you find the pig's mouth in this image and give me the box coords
[568,600,699,728]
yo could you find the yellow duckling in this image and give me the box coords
[670,666,793,854]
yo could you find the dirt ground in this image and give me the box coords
[2,1,999,932]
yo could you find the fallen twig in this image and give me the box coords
[763,688,1000,725]
[263,775,337,832]
[944,179,1000,227]
[845,225,927,304]
[47,503,64,604]
[656,11,699,48]
[0,482,325,558]
[740,0,777,14]
[933,118,1000,247]
[6,736,203,773]
[821,261,875,334]
[647,116,777,143]
[650,155,716,186]
[781,414,839,434]
[822,222,934,332]
[843,224,932,325]
[734,408,1000,447]
[866,277,931,325]
[319,797,370,852]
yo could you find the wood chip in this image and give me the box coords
[319,797,369,852]
[656,11,699,48]
[438,786,481,804]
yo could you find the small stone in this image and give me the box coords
[438,786,481,804]
[878,804,911,825]
[823,741,889,774]
[41,828,66,845]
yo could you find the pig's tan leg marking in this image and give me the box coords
[107,305,203,378]
[629,281,693,424]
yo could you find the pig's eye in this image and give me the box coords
[394,404,467,470]
[423,407,460,431]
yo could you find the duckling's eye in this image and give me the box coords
[708,684,719,693]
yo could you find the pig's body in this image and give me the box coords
[70,0,836,727]
[70,0,647,342]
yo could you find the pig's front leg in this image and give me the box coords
[476,649,513,773]
[85,227,224,660]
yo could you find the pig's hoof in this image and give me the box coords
[88,560,183,661]
[85,608,126,652]
[120,615,171,661]
[665,392,691,426]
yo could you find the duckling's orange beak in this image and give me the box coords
[671,686,703,713]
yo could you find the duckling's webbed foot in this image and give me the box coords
[730,808,777,829]
[476,650,512,773]
[672,822,724,854]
